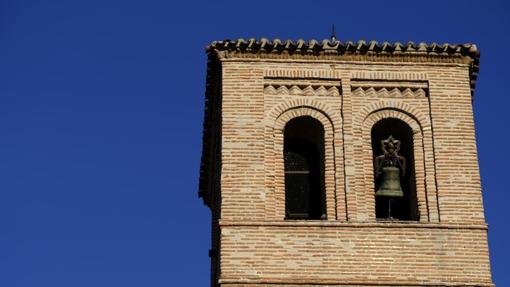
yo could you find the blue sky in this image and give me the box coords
[1,0,509,286]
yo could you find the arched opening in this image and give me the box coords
[284,116,326,220]
[371,118,419,221]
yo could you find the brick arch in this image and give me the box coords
[363,108,423,133]
[266,98,341,131]
[360,108,430,222]
[355,100,431,131]
[264,103,345,221]
[274,106,334,137]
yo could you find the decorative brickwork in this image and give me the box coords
[199,38,493,287]
[351,86,427,98]
[264,84,340,97]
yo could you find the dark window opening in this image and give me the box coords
[372,118,419,221]
[284,116,326,220]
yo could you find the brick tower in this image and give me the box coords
[199,38,494,287]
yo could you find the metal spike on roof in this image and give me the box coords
[330,24,337,43]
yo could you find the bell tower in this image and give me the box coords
[199,38,494,287]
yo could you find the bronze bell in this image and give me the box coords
[376,166,404,198]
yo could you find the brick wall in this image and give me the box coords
[205,53,493,286]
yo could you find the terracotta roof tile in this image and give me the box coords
[207,38,479,59]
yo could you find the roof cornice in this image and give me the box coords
[206,38,480,96]
[207,38,479,58]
